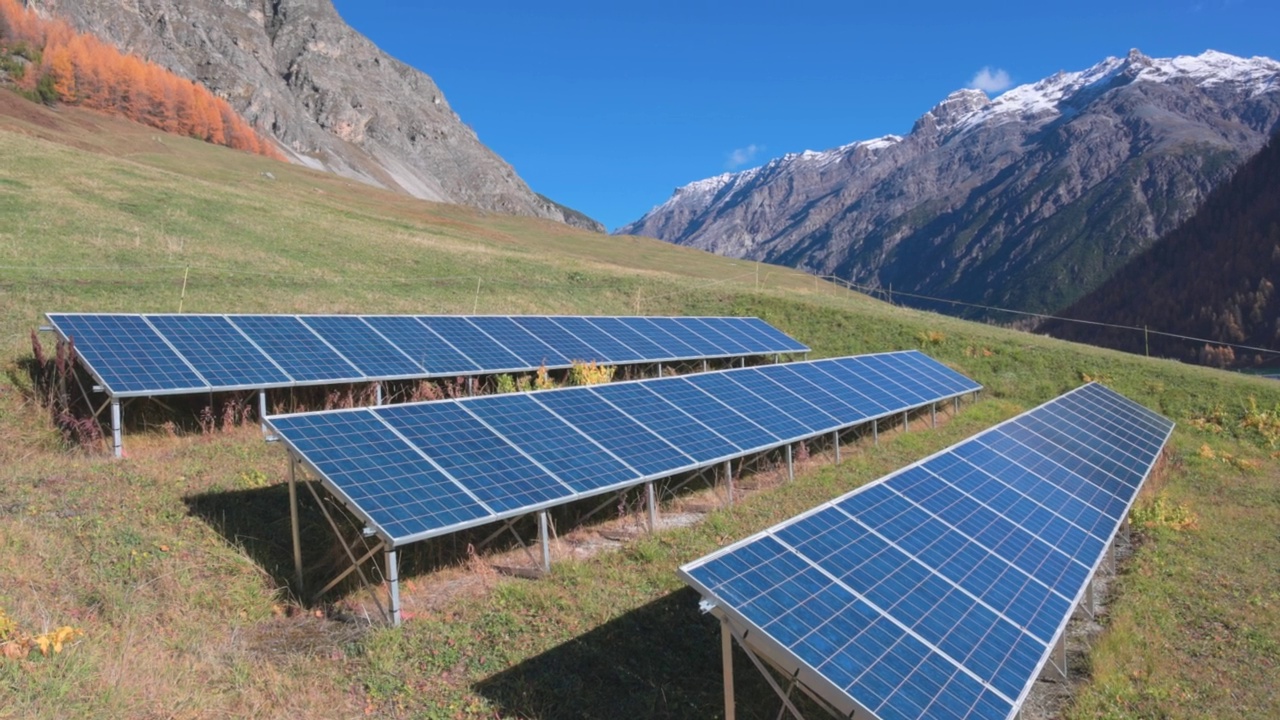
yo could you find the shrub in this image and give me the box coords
[566,360,615,387]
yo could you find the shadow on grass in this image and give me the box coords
[183,484,332,599]
[184,465,744,609]
[475,588,824,720]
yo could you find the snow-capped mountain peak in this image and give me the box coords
[616,48,1280,320]
[952,49,1280,134]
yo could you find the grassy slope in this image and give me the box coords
[0,92,1277,718]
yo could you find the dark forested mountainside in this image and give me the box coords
[1040,133,1280,368]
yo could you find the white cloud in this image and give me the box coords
[725,144,764,170]
[969,66,1013,93]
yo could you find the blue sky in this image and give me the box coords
[331,0,1279,232]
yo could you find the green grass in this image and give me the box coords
[0,92,1278,718]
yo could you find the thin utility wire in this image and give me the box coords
[2,260,1274,358]
[818,275,1280,358]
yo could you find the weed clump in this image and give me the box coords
[0,607,83,659]
[1131,494,1199,532]
[28,330,102,450]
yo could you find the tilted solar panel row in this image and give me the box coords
[45,313,809,397]
[267,351,981,547]
[680,383,1174,720]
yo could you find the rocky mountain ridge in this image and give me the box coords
[29,0,603,231]
[618,49,1280,316]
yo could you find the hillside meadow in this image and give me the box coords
[0,93,1278,718]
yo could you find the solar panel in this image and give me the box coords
[300,315,426,379]
[683,317,757,356]
[843,355,935,406]
[466,316,571,368]
[462,394,639,493]
[685,372,814,440]
[644,377,780,453]
[722,371,843,434]
[46,313,207,395]
[818,357,917,411]
[786,361,891,418]
[510,317,601,364]
[145,314,290,388]
[416,316,527,373]
[532,388,697,477]
[754,364,878,426]
[361,316,482,375]
[730,317,811,354]
[592,382,742,463]
[680,384,1173,720]
[229,315,364,383]
[545,316,647,363]
[47,313,809,398]
[645,317,726,357]
[268,351,980,547]
[374,402,575,512]
[700,317,778,355]
[270,409,492,539]
[584,317,675,360]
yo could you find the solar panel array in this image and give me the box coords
[45,313,809,397]
[680,383,1173,720]
[267,351,980,547]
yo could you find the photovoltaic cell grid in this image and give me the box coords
[679,383,1174,720]
[45,313,810,398]
[267,351,981,547]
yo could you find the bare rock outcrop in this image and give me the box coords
[31,0,603,231]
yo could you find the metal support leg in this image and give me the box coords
[466,377,475,396]
[657,362,663,377]
[722,617,736,720]
[111,399,122,458]
[375,383,383,406]
[386,549,402,626]
[729,623,808,720]
[786,444,794,482]
[1058,633,1068,681]
[646,482,657,532]
[724,460,734,507]
[259,390,268,431]
[954,395,960,414]
[903,410,909,432]
[1086,577,1095,619]
[833,430,841,464]
[703,359,709,373]
[931,403,937,428]
[289,457,305,595]
[539,511,551,573]
[873,418,879,446]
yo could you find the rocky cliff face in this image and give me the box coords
[618,50,1280,316]
[30,0,603,231]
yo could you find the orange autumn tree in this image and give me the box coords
[0,0,281,159]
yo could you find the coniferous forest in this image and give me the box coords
[1041,133,1280,369]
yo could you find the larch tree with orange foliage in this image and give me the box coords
[0,0,282,159]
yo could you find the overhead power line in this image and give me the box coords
[817,275,1280,359]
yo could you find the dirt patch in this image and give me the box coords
[247,611,367,661]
